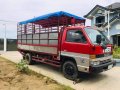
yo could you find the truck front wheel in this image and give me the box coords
[25,53,34,65]
[62,61,78,80]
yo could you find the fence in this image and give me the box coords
[0,38,4,50]
[0,38,17,51]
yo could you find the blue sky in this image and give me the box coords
[0,0,119,38]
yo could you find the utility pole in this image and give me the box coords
[107,10,110,40]
[3,24,7,52]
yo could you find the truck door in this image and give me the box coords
[61,28,91,72]
[61,29,90,55]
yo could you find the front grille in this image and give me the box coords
[100,59,111,64]
[96,53,112,58]
[96,54,104,58]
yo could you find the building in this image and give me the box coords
[84,2,120,46]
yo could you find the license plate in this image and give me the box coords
[104,47,111,53]
[108,64,113,69]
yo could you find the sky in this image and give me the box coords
[0,0,119,38]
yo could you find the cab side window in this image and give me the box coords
[66,30,87,43]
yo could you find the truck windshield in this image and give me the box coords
[85,28,110,45]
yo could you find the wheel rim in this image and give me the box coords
[64,63,75,76]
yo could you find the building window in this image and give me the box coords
[95,16,105,27]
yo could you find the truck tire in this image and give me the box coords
[23,55,25,60]
[62,61,78,80]
[25,53,34,65]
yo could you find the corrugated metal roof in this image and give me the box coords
[106,2,120,9]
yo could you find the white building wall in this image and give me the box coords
[91,19,94,26]
[109,21,120,36]
[91,16,96,26]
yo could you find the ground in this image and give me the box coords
[0,51,120,90]
[0,57,73,90]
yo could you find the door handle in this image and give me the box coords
[63,50,67,52]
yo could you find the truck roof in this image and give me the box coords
[19,11,85,27]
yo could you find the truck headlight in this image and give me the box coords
[91,61,100,66]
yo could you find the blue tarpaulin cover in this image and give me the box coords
[19,11,85,25]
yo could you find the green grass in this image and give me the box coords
[113,46,120,59]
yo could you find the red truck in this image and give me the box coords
[17,11,116,80]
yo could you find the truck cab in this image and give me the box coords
[60,26,116,79]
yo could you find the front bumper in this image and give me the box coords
[90,60,116,73]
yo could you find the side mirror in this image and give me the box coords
[96,35,102,44]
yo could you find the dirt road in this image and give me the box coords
[1,51,120,90]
